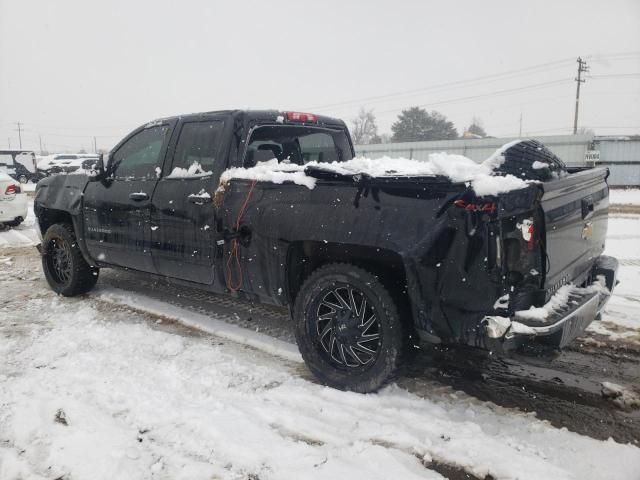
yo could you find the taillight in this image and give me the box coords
[516,218,535,251]
[285,111,318,123]
[5,184,19,195]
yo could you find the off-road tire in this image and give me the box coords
[42,223,99,296]
[495,139,567,181]
[294,263,405,393]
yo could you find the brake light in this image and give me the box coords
[5,184,19,195]
[285,111,318,123]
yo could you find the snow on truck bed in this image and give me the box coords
[220,142,530,196]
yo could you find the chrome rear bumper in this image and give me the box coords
[483,255,618,350]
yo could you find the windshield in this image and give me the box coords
[244,126,353,167]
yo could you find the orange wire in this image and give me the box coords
[226,180,258,292]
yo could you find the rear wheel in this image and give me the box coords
[294,263,405,393]
[17,175,28,184]
[42,223,99,296]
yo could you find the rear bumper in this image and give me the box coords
[483,255,618,351]
[0,194,28,223]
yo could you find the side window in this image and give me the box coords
[169,121,223,176]
[112,125,169,179]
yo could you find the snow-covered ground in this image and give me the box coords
[1,203,640,479]
[2,272,640,480]
[0,200,38,248]
[610,188,640,206]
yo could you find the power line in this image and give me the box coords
[307,52,640,113]
[589,73,640,79]
[305,58,578,112]
[374,78,573,116]
[19,128,122,139]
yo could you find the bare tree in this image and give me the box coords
[351,108,379,145]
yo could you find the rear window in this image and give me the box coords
[244,126,352,167]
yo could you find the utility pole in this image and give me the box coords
[519,112,523,137]
[16,122,23,149]
[8,138,10,149]
[39,135,43,155]
[93,136,97,153]
[573,57,589,134]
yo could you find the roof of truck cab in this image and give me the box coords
[146,110,348,128]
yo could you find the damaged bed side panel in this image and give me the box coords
[219,177,540,345]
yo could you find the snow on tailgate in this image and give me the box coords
[219,142,531,196]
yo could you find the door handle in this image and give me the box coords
[129,192,149,201]
[188,194,212,205]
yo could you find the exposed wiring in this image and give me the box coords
[226,180,258,292]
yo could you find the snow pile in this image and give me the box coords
[601,382,640,409]
[220,142,531,196]
[532,161,548,170]
[220,159,316,189]
[312,153,530,195]
[167,161,213,179]
[515,278,609,322]
[188,189,212,200]
[482,139,523,171]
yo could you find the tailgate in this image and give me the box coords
[540,167,609,299]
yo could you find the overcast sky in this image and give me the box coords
[1,0,639,153]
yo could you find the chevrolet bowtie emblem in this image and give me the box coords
[582,222,593,240]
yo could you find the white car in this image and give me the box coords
[0,172,28,227]
[38,154,99,174]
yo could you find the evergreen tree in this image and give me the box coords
[391,107,458,142]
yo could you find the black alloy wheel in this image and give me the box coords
[314,285,381,369]
[294,263,405,393]
[47,236,72,284]
[42,223,99,296]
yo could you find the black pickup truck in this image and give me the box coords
[34,110,618,392]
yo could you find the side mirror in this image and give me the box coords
[89,153,108,181]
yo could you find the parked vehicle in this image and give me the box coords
[0,172,28,228]
[38,154,99,175]
[0,150,44,183]
[33,110,618,392]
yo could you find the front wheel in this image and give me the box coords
[42,223,99,296]
[294,263,405,393]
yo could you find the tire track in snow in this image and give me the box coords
[96,267,640,444]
